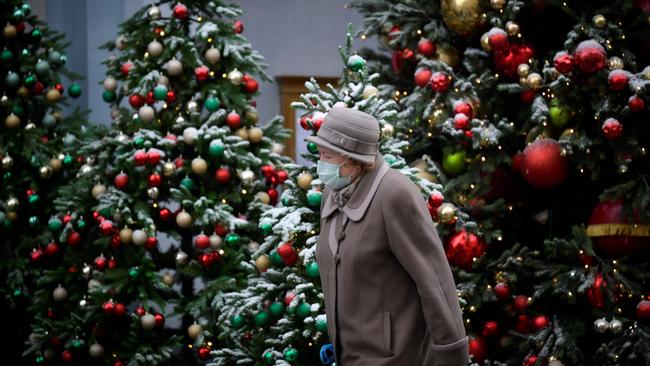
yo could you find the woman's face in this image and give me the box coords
[318,146,358,177]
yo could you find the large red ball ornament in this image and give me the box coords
[129,94,144,109]
[215,167,231,184]
[444,230,487,270]
[531,315,549,331]
[586,198,649,257]
[417,38,436,57]
[629,96,645,112]
[553,51,574,74]
[494,43,534,79]
[513,295,529,312]
[586,273,606,308]
[194,66,210,82]
[197,347,210,360]
[521,139,568,189]
[608,70,629,91]
[637,300,650,319]
[134,151,148,166]
[114,172,129,190]
[601,117,623,140]
[233,20,244,34]
[173,4,188,20]
[121,62,133,76]
[148,173,162,187]
[195,234,210,250]
[414,68,432,87]
[147,150,161,165]
[469,337,487,363]
[145,237,158,249]
[574,40,606,74]
[226,112,242,129]
[430,72,451,93]
[494,282,511,300]
[100,220,115,236]
[275,170,288,184]
[243,78,258,93]
[453,101,473,119]
[67,232,81,247]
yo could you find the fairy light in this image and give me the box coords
[416,29,422,35]
[207,37,213,43]
[209,71,215,76]
[242,189,247,194]
[361,34,367,40]
[221,198,227,204]
[207,342,213,347]
[497,236,503,241]
[144,52,149,58]
[197,16,203,22]
[222,73,227,78]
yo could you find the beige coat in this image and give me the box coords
[315,154,469,365]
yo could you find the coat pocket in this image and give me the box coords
[382,312,393,356]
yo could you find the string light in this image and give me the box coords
[360,34,367,40]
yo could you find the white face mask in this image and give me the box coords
[317,159,353,190]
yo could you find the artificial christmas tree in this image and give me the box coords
[352,0,650,364]
[209,27,459,366]
[24,1,289,365]
[0,1,89,364]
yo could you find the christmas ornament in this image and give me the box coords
[442,150,466,175]
[574,40,606,74]
[486,27,508,51]
[226,111,242,129]
[417,38,436,57]
[494,43,534,79]
[148,5,161,19]
[191,157,208,175]
[468,337,487,363]
[147,40,163,57]
[89,343,104,358]
[5,113,20,129]
[453,114,469,129]
[231,314,245,329]
[381,123,394,138]
[549,99,572,127]
[173,3,188,20]
[637,300,650,319]
[248,127,263,143]
[414,68,432,87]
[521,139,567,189]
[296,302,311,318]
[114,172,129,190]
[629,96,645,112]
[120,61,133,76]
[233,20,244,33]
[141,313,156,330]
[228,69,243,85]
[235,128,248,140]
[362,85,379,99]
[608,70,629,91]
[188,323,202,339]
[526,72,543,90]
[239,169,255,184]
[166,59,183,75]
[176,211,192,228]
[68,83,81,98]
[437,203,457,224]
[445,230,487,270]
[284,348,298,362]
[215,167,231,184]
[594,317,609,333]
[195,66,209,82]
[53,285,68,302]
[243,78,259,93]
[587,198,649,257]
[204,96,220,112]
[67,232,81,247]
[531,315,549,331]
[209,234,223,249]
[176,250,189,265]
[307,191,322,209]
[609,318,623,333]
[482,321,499,337]
[153,84,167,100]
[602,117,623,140]
[431,72,451,93]
[347,55,367,71]
[205,47,221,64]
[441,0,483,35]
[495,282,510,299]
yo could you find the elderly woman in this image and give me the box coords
[309,107,469,366]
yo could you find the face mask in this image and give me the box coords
[317,160,352,190]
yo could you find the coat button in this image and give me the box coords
[337,232,346,241]
[335,254,341,264]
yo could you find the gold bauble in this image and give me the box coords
[490,0,506,10]
[162,272,175,286]
[2,155,13,169]
[40,166,53,179]
[297,173,313,190]
[608,56,624,70]
[436,44,461,69]
[437,203,457,224]
[46,89,62,103]
[256,192,271,204]
[17,86,29,97]
[92,184,107,199]
[176,210,193,228]
[271,142,285,155]
[256,255,271,272]
[3,24,17,38]
[49,157,62,172]
[191,157,208,175]
[430,108,448,125]
[245,110,259,123]
[235,128,249,140]
[642,66,650,80]
[381,123,394,138]
[505,21,520,36]
[187,324,203,340]
[480,33,491,52]
[163,161,176,176]
[6,211,17,221]
[441,0,484,35]
[517,64,530,77]
[120,227,133,244]
[362,85,379,99]
[526,72,543,90]
[592,14,607,28]
[248,127,263,143]
[5,113,20,129]
[228,69,243,85]
[7,197,19,211]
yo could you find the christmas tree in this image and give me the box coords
[210,26,447,366]
[351,0,650,364]
[24,1,290,364]
[0,1,89,364]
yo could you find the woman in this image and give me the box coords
[308,107,469,366]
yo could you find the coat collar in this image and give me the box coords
[322,154,389,222]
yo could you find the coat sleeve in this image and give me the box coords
[382,175,469,366]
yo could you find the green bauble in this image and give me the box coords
[48,217,63,232]
[35,60,50,75]
[442,150,466,175]
[283,348,298,362]
[347,54,367,72]
[316,316,328,333]
[68,83,82,98]
[24,75,36,87]
[1,49,13,62]
[204,97,220,112]
[260,222,272,236]
[31,28,42,41]
[225,233,241,247]
[5,72,20,87]
[42,114,56,128]
[270,250,284,266]
[305,262,320,278]
[307,142,319,154]
[22,3,32,15]
[63,154,74,165]
[263,351,274,364]
[128,267,139,278]
[269,301,285,317]
[134,137,145,147]
[48,51,62,65]
[13,9,24,21]
[102,90,116,103]
[549,99,572,127]
[29,216,39,227]
[296,302,311,319]
[77,219,86,229]
[231,314,245,329]
[306,191,322,209]
[28,194,40,205]
[254,311,270,327]
[153,85,167,100]
[21,48,30,58]
[181,177,195,190]
[12,104,23,115]
[209,141,225,158]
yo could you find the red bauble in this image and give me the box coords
[311,114,324,131]
[135,306,146,317]
[111,235,121,248]
[199,253,213,268]
[637,300,650,319]
[574,40,606,74]
[586,273,606,308]
[260,165,275,178]
[608,70,629,91]
[114,360,125,366]
[299,116,309,130]
[30,249,44,262]
[495,282,511,300]
[129,94,144,109]
[32,82,44,94]
[417,38,436,57]
[513,295,529,312]
[45,242,60,256]
[114,303,127,317]
[284,292,296,306]
[173,3,188,20]
[494,43,534,79]
[243,78,258,93]
[197,346,210,360]
[233,20,244,34]
[523,355,538,366]
[215,223,229,237]
[414,68,432,87]
[121,62,133,76]
[515,314,530,333]
[194,66,210,82]
[147,150,161,165]
[145,237,158,249]
[453,113,469,129]
[211,251,221,263]
[95,255,107,270]
[275,170,288,184]
[553,51,574,74]
[148,173,162,187]
[267,188,279,204]
[453,101,473,119]
[602,117,623,140]
[428,191,444,207]
[482,321,499,337]
[587,198,650,257]
[114,172,129,190]
[174,157,185,169]
[488,29,509,51]
[531,315,549,331]
[215,167,231,184]
[195,234,210,249]
[55,83,64,93]
[629,96,646,112]
[579,252,594,266]
[102,301,115,315]
[165,90,176,104]
[159,208,172,221]
[67,232,81,247]
[100,220,115,236]
[521,139,567,189]
[146,91,155,105]
[61,350,73,363]
[520,90,536,104]
[226,112,242,129]
[108,258,118,269]
[134,151,148,166]
[444,230,487,271]
[154,313,165,327]
[277,243,295,259]
[468,337,487,363]
[430,72,451,93]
